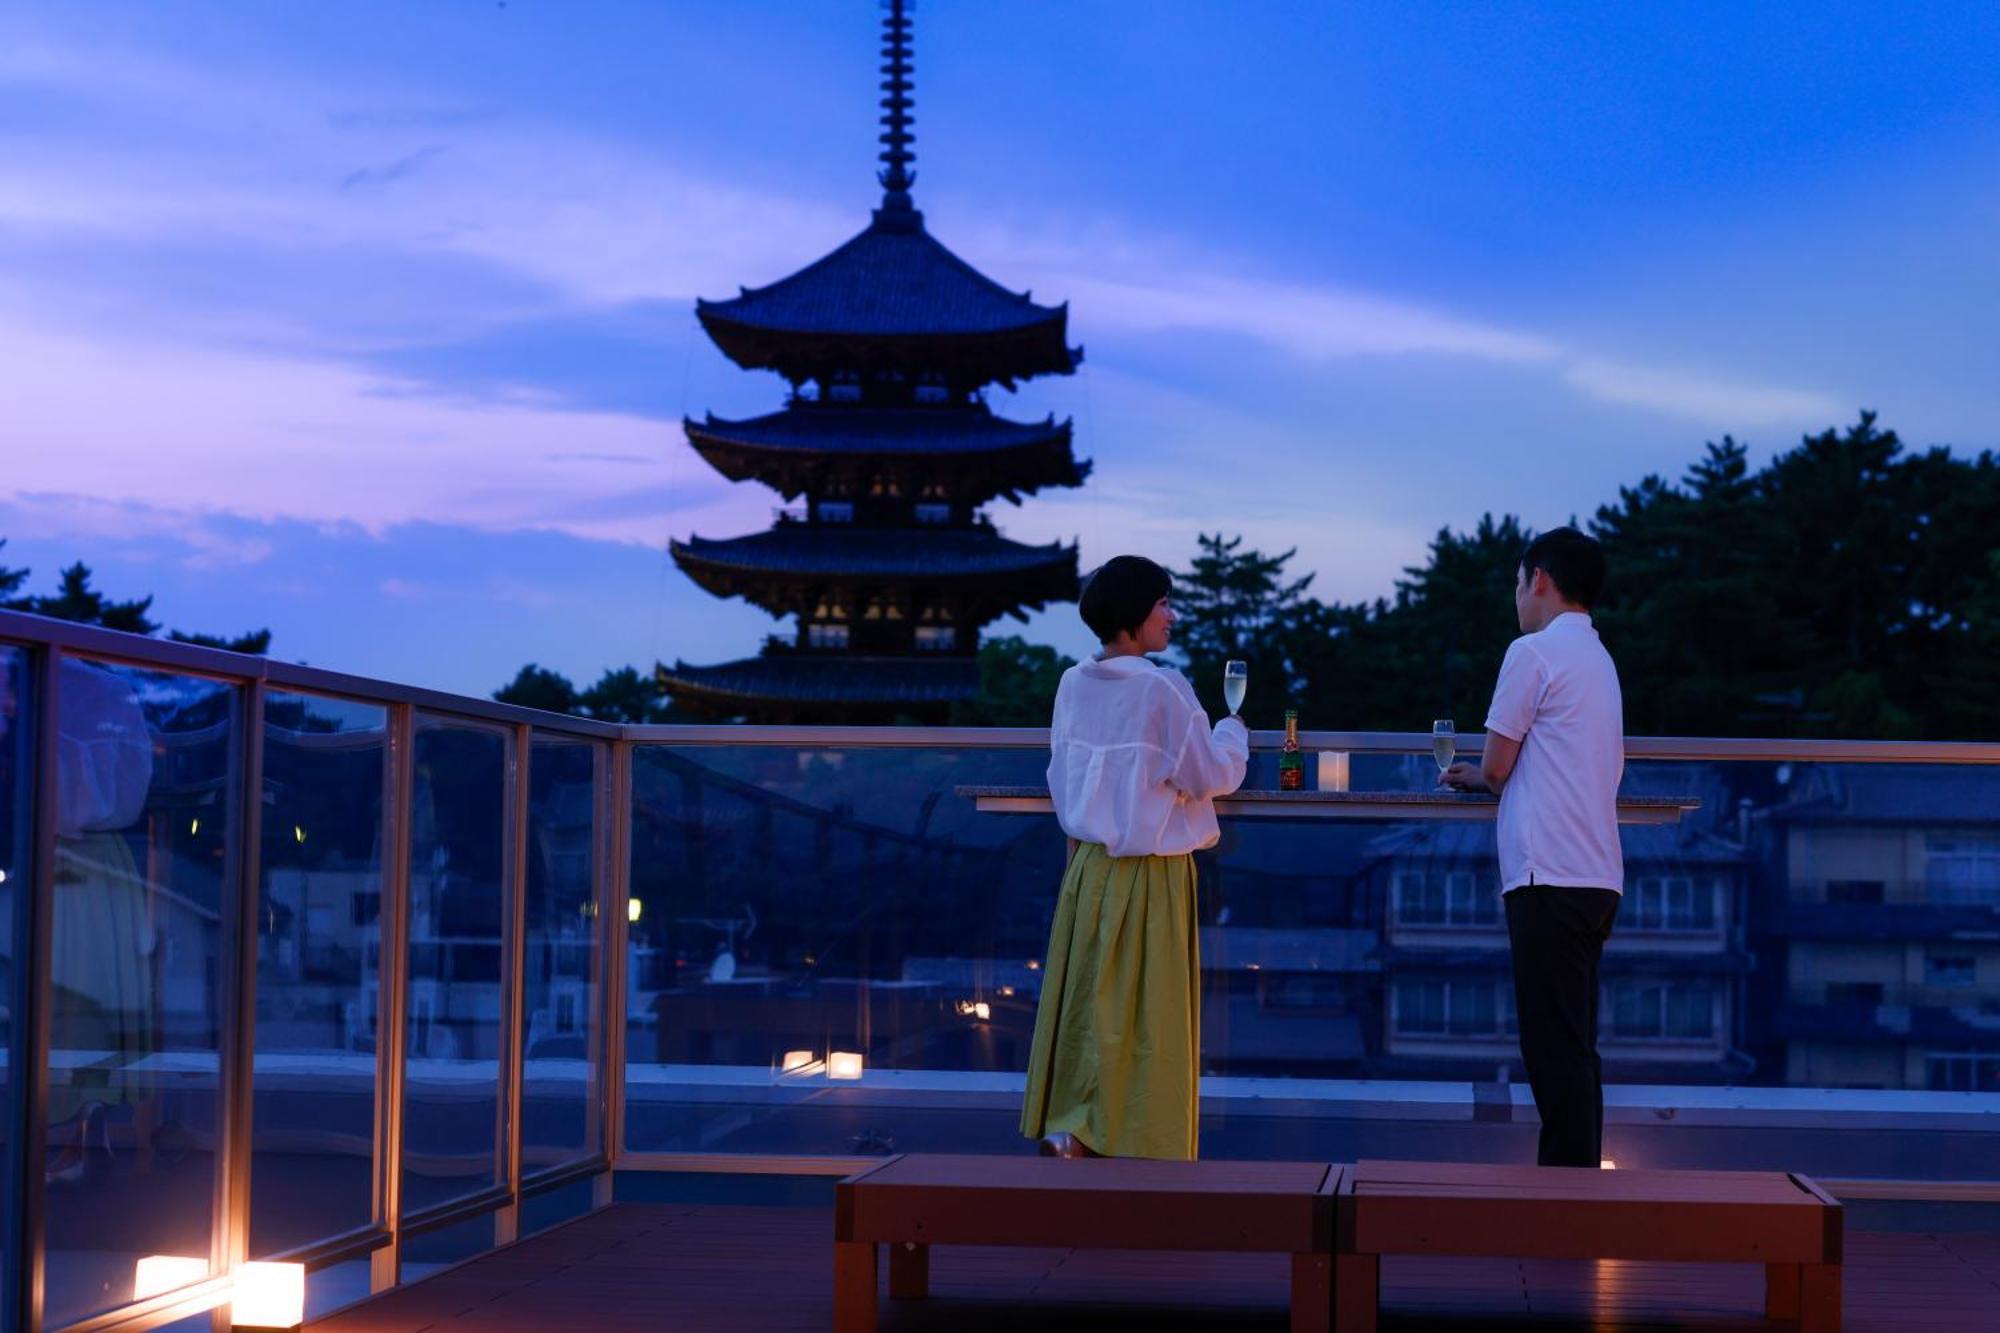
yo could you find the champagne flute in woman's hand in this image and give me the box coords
[1223,660,1248,716]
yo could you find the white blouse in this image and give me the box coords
[1046,654,1250,858]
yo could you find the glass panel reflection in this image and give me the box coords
[623,743,2000,1178]
[45,661,234,1327]
[521,738,602,1172]
[0,645,28,1315]
[250,692,386,1255]
[401,720,508,1216]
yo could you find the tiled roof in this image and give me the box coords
[697,209,1070,341]
[657,654,980,706]
[671,527,1076,580]
[687,405,1071,456]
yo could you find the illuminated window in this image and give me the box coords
[817,500,854,524]
[915,626,956,652]
[914,502,951,525]
[809,623,850,649]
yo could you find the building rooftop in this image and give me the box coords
[671,526,1078,582]
[694,208,1081,387]
[656,653,981,708]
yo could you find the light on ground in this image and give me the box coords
[780,1050,816,1074]
[231,1261,304,1329]
[827,1051,864,1080]
[1600,1159,1616,1170]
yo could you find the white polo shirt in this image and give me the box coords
[1484,611,1625,894]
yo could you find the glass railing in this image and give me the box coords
[2,607,1997,1331]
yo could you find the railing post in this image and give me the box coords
[370,704,415,1294]
[5,645,61,1333]
[495,725,530,1247]
[212,679,266,1330]
[601,738,633,1198]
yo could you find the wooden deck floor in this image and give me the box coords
[311,1202,2000,1332]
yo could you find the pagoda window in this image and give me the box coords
[823,477,854,499]
[868,472,903,498]
[919,481,949,499]
[914,502,951,525]
[827,372,862,404]
[810,593,850,621]
[914,374,949,405]
[808,623,851,649]
[816,499,855,524]
[914,626,956,652]
[863,593,906,622]
[917,599,954,623]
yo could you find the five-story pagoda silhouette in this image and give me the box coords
[658,0,1088,723]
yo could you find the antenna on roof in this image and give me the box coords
[876,0,916,212]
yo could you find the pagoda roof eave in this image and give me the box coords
[670,528,1077,582]
[683,406,1073,457]
[657,653,981,708]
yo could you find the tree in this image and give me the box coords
[579,666,673,723]
[1,553,269,652]
[494,663,580,715]
[1171,534,1318,724]
[949,635,1075,725]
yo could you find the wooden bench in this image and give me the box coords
[1335,1160,1843,1332]
[834,1153,1343,1332]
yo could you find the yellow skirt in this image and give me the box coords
[1019,843,1200,1160]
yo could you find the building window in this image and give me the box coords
[863,595,904,622]
[914,502,951,525]
[1393,979,1513,1037]
[914,626,956,652]
[869,472,903,498]
[1609,982,1714,1040]
[817,500,854,523]
[826,373,861,404]
[1625,876,1716,931]
[808,623,850,649]
[1926,955,1977,987]
[1926,834,2000,905]
[1926,1052,2000,1092]
[1827,879,1885,904]
[1393,871,1497,927]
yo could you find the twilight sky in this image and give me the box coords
[4,1,1998,696]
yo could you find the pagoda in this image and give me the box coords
[657,0,1087,724]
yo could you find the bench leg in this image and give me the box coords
[1798,1263,1840,1332]
[1289,1252,1331,1333]
[834,1241,878,1333]
[1334,1253,1378,1333]
[889,1240,930,1300]
[1766,1263,1800,1320]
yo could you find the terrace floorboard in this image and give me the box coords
[310,1202,2000,1332]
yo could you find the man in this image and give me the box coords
[1442,526,1624,1168]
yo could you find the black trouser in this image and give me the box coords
[1505,885,1621,1168]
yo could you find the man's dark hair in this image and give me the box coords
[1079,555,1172,643]
[1519,526,1606,608]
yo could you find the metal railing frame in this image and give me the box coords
[4,605,2000,1330]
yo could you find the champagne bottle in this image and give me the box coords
[1279,709,1304,791]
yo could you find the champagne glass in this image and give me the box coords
[1432,719,1456,776]
[1223,660,1248,715]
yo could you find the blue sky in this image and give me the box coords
[4,1,1998,695]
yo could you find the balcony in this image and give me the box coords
[2,609,1998,1331]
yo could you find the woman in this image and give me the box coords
[1020,555,1248,1160]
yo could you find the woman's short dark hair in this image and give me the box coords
[1079,555,1172,643]
[1519,526,1607,608]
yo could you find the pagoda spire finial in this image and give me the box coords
[875,0,917,215]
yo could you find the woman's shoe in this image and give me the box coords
[1038,1132,1097,1159]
